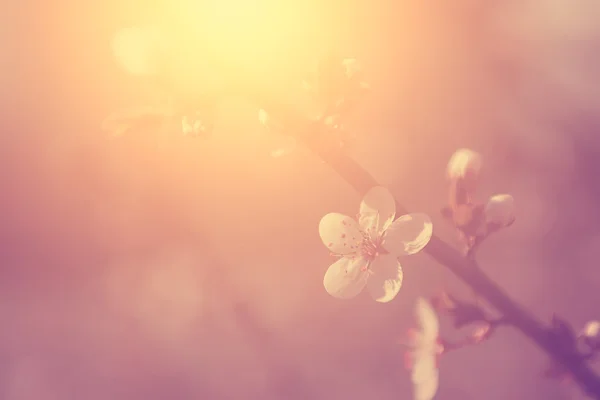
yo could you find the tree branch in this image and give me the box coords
[251,93,600,398]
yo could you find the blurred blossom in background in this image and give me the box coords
[2,0,600,399]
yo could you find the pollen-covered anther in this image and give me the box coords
[361,238,378,259]
[359,233,390,261]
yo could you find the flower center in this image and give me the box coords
[360,231,389,261]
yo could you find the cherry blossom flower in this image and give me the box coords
[485,194,516,228]
[181,113,209,137]
[319,186,433,303]
[405,298,442,400]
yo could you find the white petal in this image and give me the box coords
[583,321,600,338]
[366,254,403,303]
[323,256,369,299]
[412,354,439,400]
[416,298,440,342]
[447,148,482,180]
[319,213,363,255]
[485,194,515,227]
[382,213,433,256]
[412,354,437,383]
[359,186,396,236]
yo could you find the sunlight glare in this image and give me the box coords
[164,0,322,82]
[112,26,167,76]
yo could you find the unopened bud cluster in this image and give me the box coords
[444,148,516,255]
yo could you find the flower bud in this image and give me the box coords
[471,323,493,344]
[485,194,515,227]
[447,148,482,181]
[582,320,600,338]
[580,320,600,354]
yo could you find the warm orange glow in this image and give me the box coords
[112,26,167,77]
[174,0,317,58]
[113,0,326,89]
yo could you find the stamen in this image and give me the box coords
[358,229,389,260]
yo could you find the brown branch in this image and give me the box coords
[250,93,600,398]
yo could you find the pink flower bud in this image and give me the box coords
[447,149,482,181]
[582,321,600,338]
[485,194,515,227]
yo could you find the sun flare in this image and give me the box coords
[114,0,325,86]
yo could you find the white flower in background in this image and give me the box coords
[446,148,482,181]
[405,298,442,400]
[579,320,600,352]
[181,114,205,137]
[485,194,515,228]
[112,26,167,76]
[319,186,433,303]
